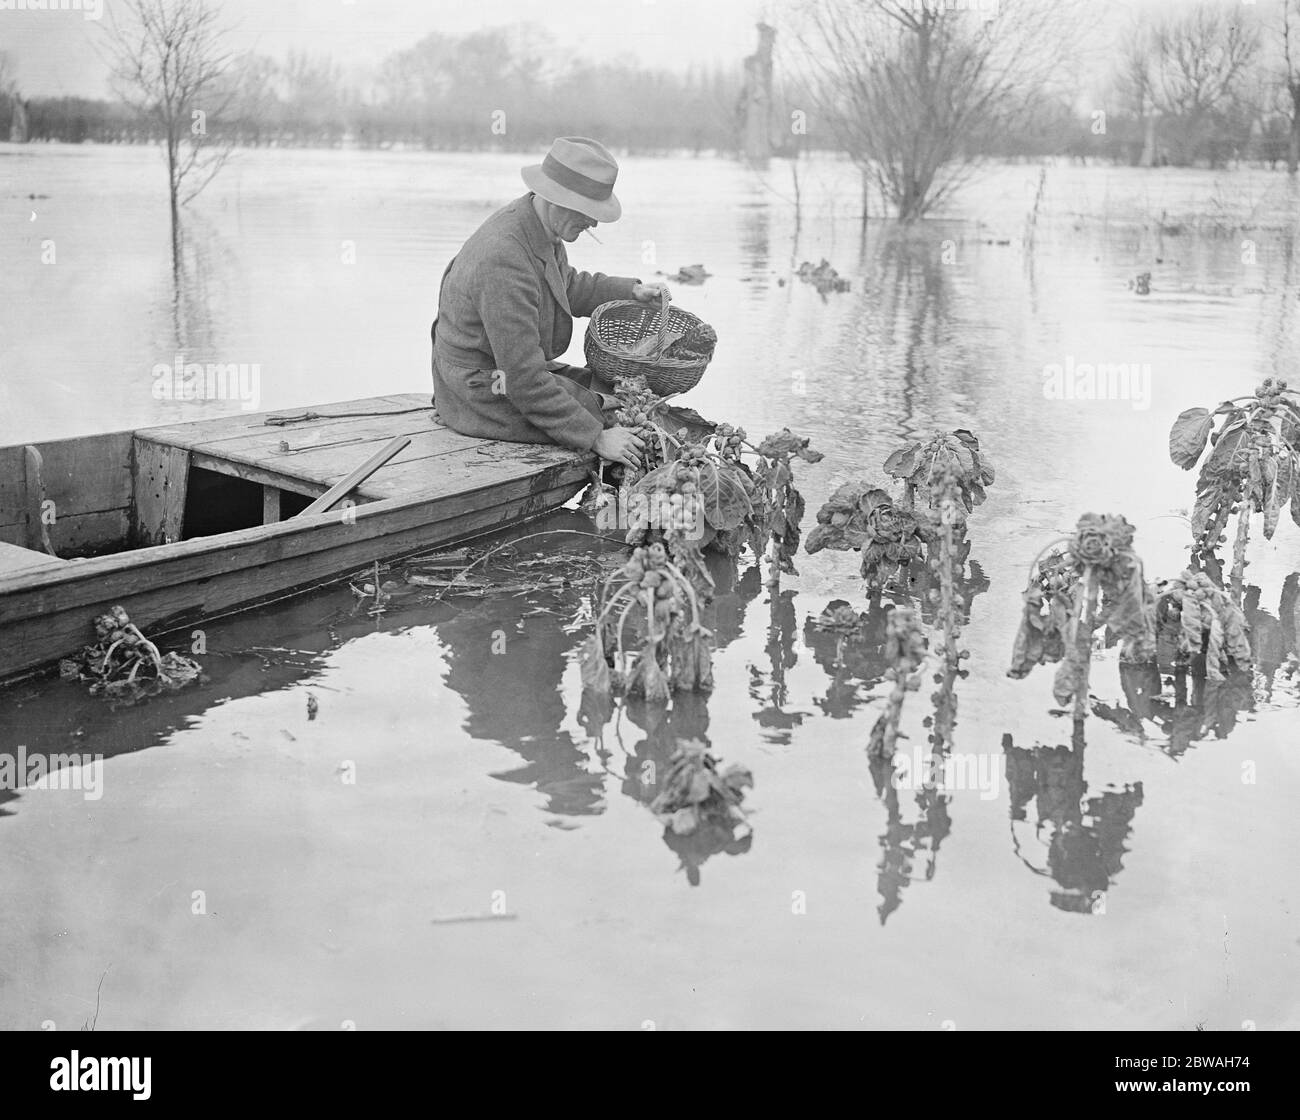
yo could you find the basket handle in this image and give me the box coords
[653,288,671,359]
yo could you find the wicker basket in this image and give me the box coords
[584,295,714,396]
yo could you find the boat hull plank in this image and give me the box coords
[0,431,133,556]
[130,438,191,546]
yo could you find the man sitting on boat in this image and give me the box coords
[430,136,669,470]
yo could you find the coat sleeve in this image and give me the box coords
[476,247,605,452]
[564,261,640,318]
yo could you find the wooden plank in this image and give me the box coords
[262,486,281,525]
[183,407,442,464]
[0,455,592,622]
[0,476,587,681]
[298,436,412,517]
[130,438,190,547]
[0,446,24,526]
[0,541,66,578]
[22,446,56,555]
[189,452,329,498]
[0,431,132,535]
[354,441,587,501]
[181,425,480,495]
[134,394,427,452]
[0,509,130,556]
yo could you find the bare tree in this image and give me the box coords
[103,0,235,273]
[1146,1,1260,165]
[1265,0,1300,172]
[791,0,1086,220]
[1112,20,1161,166]
[0,51,17,98]
[811,1,1087,217]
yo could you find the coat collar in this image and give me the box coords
[515,193,570,313]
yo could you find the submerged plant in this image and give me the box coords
[580,543,713,703]
[1171,377,1300,604]
[1126,569,1253,682]
[60,605,202,705]
[1009,514,1155,723]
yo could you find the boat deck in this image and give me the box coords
[135,393,587,524]
[0,541,65,578]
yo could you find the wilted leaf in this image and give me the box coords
[1169,407,1214,470]
[1264,453,1287,540]
[1292,454,1300,528]
[883,444,920,478]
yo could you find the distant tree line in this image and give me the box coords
[0,26,743,154]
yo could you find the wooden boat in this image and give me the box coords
[0,394,593,684]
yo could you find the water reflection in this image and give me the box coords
[749,589,810,741]
[1090,577,1300,753]
[1003,731,1144,914]
[618,694,753,886]
[439,591,604,817]
[868,754,953,925]
[801,560,988,720]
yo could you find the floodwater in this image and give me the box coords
[2,145,1299,1029]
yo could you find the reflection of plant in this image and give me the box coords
[868,608,928,760]
[615,699,754,886]
[1003,733,1144,915]
[1092,663,1256,754]
[1170,377,1300,605]
[868,755,951,926]
[649,739,753,839]
[1009,514,1155,722]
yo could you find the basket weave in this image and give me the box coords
[584,296,714,396]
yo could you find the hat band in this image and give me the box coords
[541,153,614,202]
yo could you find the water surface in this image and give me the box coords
[1,146,1298,1029]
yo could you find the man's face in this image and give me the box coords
[548,202,597,243]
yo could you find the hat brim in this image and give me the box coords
[522,164,621,223]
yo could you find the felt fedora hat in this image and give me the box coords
[522,137,622,223]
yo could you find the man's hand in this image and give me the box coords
[593,426,646,469]
[632,281,671,305]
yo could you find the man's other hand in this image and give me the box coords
[593,426,646,469]
[632,281,671,304]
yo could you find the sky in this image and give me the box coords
[0,0,776,98]
[0,0,1254,101]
